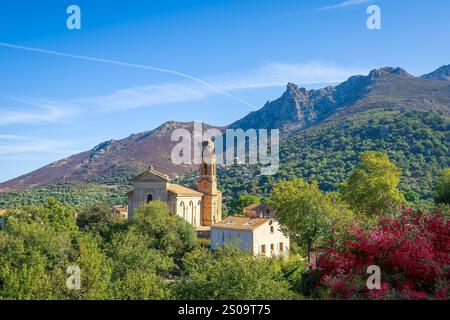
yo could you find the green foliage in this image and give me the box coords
[341,151,406,215]
[0,183,128,209]
[131,201,197,258]
[76,203,127,241]
[107,230,174,299]
[228,194,261,216]
[0,200,111,299]
[210,109,449,210]
[69,233,113,300]
[270,179,354,251]
[434,168,450,205]
[175,246,298,300]
[0,198,305,300]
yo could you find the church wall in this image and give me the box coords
[128,181,168,220]
[174,196,202,227]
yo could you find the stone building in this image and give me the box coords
[111,205,128,219]
[243,204,276,219]
[127,140,222,228]
[210,216,289,257]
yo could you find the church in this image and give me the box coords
[127,140,222,228]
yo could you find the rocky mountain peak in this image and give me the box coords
[1,64,449,192]
[421,65,450,81]
[368,67,412,80]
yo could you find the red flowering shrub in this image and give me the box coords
[315,209,450,300]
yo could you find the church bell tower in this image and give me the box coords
[198,140,222,226]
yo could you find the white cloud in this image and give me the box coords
[0,42,368,112]
[0,134,75,155]
[76,62,368,111]
[0,99,77,127]
[317,0,372,11]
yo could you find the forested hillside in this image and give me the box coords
[211,108,449,211]
[1,66,449,210]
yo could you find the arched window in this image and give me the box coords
[193,205,197,225]
[147,194,153,202]
[180,202,185,219]
[189,201,194,224]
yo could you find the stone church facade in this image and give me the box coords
[127,140,222,227]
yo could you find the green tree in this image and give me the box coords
[341,151,406,215]
[76,203,126,241]
[131,201,197,258]
[107,230,174,300]
[68,233,113,300]
[175,246,297,300]
[270,179,354,254]
[0,200,113,300]
[0,219,71,299]
[229,194,261,215]
[434,168,450,205]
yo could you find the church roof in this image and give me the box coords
[133,165,170,182]
[211,216,269,231]
[167,183,203,197]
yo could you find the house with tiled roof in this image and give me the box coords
[111,205,128,219]
[243,204,276,219]
[211,216,289,257]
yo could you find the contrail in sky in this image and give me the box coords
[0,41,254,109]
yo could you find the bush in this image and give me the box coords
[175,246,298,300]
[131,201,197,258]
[312,209,450,300]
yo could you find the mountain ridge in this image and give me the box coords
[421,64,450,81]
[1,65,449,192]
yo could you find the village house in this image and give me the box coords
[111,205,128,219]
[210,216,289,257]
[128,139,289,255]
[243,203,277,219]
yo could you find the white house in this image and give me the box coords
[210,216,289,257]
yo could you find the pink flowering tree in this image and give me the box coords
[313,209,449,300]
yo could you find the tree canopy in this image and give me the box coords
[341,151,406,215]
[270,178,354,252]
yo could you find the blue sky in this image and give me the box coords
[0,0,449,182]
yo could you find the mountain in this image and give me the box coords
[230,67,449,135]
[0,121,224,192]
[1,65,449,203]
[421,65,450,81]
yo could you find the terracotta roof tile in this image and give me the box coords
[211,216,269,231]
[112,206,128,213]
[167,183,203,197]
